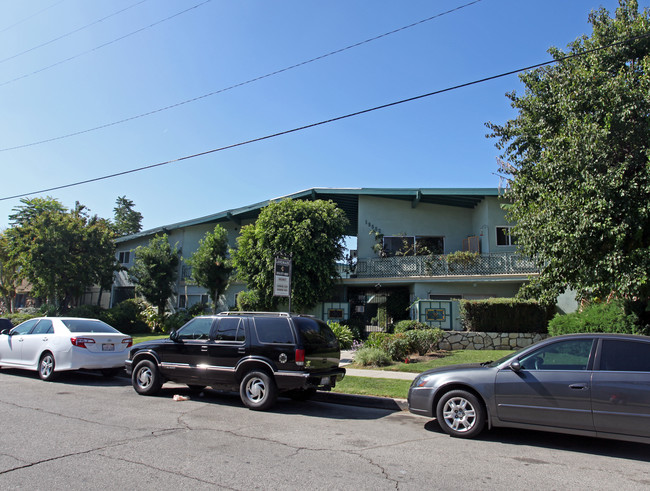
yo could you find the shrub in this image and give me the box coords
[5,312,40,326]
[105,299,148,334]
[365,332,391,350]
[354,347,392,367]
[405,328,443,355]
[341,319,364,340]
[236,290,261,311]
[548,301,642,336]
[68,304,108,322]
[385,333,410,361]
[393,320,428,333]
[328,322,354,350]
[460,298,552,333]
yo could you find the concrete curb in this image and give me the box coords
[314,391,409,411]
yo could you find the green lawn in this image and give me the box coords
[132,334,168,344]
[332,376,412,399]
[362,349,515,373]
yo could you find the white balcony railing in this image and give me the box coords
[337,253,538,279]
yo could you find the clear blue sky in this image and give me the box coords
[1,0,647,232]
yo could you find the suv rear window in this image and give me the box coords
[253,317,294,344]
[293,317,338,347]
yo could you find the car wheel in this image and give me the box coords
[436,390,485,438]
[132,359,162,396]
[286,388,317,401]
[38,352,57,381]
[240,371,277,411]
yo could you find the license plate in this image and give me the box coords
[321,376,331,385]
[102,344,115,352]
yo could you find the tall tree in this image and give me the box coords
[113,195,143,237]
[6,197,117,312]
[129,234,180,326]
[231,199,349,312]
[486,0,650,308]
[186,225,232,313]
[0,230,20,313]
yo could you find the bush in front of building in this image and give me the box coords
[393,320,429,333]
[328,322,354,350]
[548,300,644,336]
[354,347,392,367]
[460,298,552,333]
[104,299,149,334]
[405,328,443,355]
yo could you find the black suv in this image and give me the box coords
[125,312,345,410]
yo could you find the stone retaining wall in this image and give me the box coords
[438,331,547,351]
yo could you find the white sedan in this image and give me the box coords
[0,317,132,381]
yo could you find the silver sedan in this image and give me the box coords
[408,333,650,444]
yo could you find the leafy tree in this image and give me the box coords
[6,197,117,312]
[113,195,143,237]
[0,230,20,313]
[186,225,232,313]
[486,1,650,312]
[231,199,349,312]
[129,234,180,327]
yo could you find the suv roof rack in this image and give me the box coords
[220,311,291,317]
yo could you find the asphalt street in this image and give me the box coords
[1,368,649,490]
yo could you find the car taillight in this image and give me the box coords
[295,348,305,366]
[122,338,133,348]
[71,337,95,349]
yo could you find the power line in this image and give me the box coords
[0,0,483,153]
[0,0,211,89]
[0,0,67,35]
[4,32,648,203]
[0,0,149,65]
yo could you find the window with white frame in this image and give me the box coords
[118,250,131,264]
[496,226,516,246]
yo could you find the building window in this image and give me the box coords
[496,227,515,246]
[118,251,131,264]
[382,236,444,256]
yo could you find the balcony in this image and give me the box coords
[337,252,538,279]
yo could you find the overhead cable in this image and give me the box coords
[0,0,482,152]
[3,31,648,203]
[0,0,211,89]
[0,0,149,65]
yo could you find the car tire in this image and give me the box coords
[240,370,277,411]
[286,388,317,401]
[132,359,162,396]
[436,390,485,438]
[38,352,57,381]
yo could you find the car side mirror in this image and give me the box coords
[169,330,180,342]
[509,361,521,372]
[0,328,10,335]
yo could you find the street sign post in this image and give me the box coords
[273,257,292,312]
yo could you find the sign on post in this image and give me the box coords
[273,257,291,297]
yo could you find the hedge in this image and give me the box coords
[460,298,552,333]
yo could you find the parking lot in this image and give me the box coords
[1,369,649,490]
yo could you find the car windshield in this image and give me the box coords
[62,319,120,334]
[485,346,528,367]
